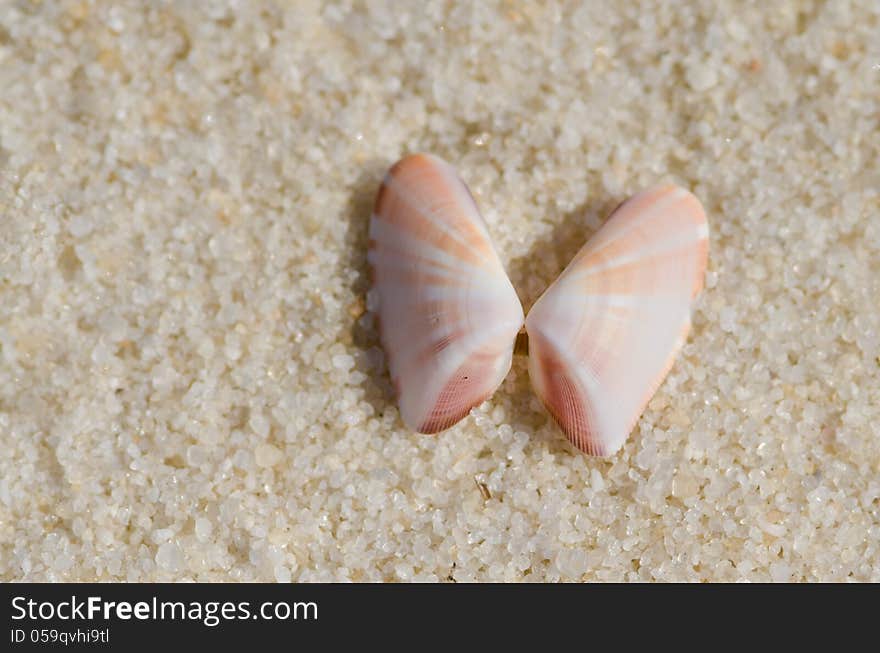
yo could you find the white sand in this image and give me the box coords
[1,1,879,582]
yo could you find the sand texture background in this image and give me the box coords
[1,1,879,582]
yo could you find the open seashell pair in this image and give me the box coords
[368,154,709,456]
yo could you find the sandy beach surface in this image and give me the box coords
[1,1,878,581]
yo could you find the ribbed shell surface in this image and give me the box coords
[368,154,524,433]
[525,185,709,455]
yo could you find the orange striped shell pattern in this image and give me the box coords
[368,154,708,456]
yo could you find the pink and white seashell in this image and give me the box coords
[525,185,709,455]
[369,152,709,457]
[368,153,524,433]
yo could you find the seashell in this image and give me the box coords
[368,153,524,433]
[525,185,709,456]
